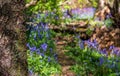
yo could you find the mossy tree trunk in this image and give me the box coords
[0,0,27,76]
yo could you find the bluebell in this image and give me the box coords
[30,46,37,52]
[99,57,104,65]
[48,57,51,62]
[41,43,48,51]
[79,40,84,49]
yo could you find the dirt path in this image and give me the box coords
[55,35,76,76]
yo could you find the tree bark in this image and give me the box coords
[0,0,28,76]
[111,0,119,16]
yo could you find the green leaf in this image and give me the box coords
[104,18,114,27]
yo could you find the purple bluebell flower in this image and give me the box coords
[34,33,37,40]
[54,53,58,57]
[35,25,39,30]
[40,22,48,31]
[116,51,120,56]
[109,45,115,50]
[112,48,119,56]
[38,33,42,39]
[101,48,107,55]
[63,11,67,16]
[40,52,44,57]
[46,33,49,38]
[48,57,51,62]
[92,40,98,48]
[27,43,36,52]
[41,43,48,51]
[76,35,80,39]
[39,22,44,29]
[67,15,71,18]
[36,48,40,54]
[45,12,49,17]
[93,40,97,44]
[99,57,104,65]
[41,22,45,28]
[27,43,30,48]
[50,12,54,15]
[93,40,98,46]
[85,39,98,49]
[71,7,95,19]
[37,29,41,33]
[85,40,92,47]
[44,24,49,31]
[55,16,59,20]
[30,46,37,52]
[54,53,58,60]
[29,70,33,75]
[63,10,71,19]
[71,9,78,15]
[36,14,40,19]
[79,40,84,49]
[106,13,112,19]
[50,48,53,53]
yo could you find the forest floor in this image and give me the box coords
[53,27,120,76]
[55,34,76,76]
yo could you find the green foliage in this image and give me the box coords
[89,0,98,8]
[25,0,60,14]
[104,18,114,28]
[27,50,61,76]
[25,0,62,25]
[86,28,93,36]
[65,44,120,76]
[78,0,98,7]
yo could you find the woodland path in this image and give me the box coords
[54,34,76,76]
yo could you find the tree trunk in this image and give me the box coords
[0,0,28,76]
[98,0,119,15]
[111,0,120,28]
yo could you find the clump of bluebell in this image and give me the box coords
[81,39,120,56]
[71,7,96,19]
[62,7,96,21]
[27,21,58,61]
[26,16,61,75]
[62,7,96,25]
[77,39,120,75]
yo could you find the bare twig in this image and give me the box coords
[25,0,38,8]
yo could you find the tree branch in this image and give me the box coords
[25,0,38,8]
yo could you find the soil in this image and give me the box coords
[54,35,76,76]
